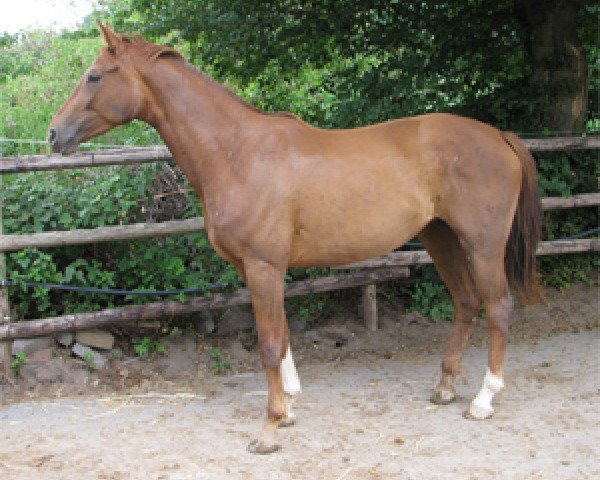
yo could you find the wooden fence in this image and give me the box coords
[1,136,599,376]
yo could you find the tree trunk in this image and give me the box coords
[517,0,588,133]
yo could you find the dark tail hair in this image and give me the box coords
[502,132,543,304]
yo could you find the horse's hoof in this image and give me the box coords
[247,438,281,455]
[279,416,296,428]
[430,388,456,405]
[464,403,493,420]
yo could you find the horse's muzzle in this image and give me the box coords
[48,127,77,155]
[48,128,58,147]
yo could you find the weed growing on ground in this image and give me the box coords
[10,351,26,375]
[82,350,97,370]
[210,347,231,375]
[133,337,167,357]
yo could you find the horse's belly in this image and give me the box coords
[288,205,429,267]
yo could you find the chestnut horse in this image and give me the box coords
[49,23,542,454]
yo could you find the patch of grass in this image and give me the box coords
[210,347,231,375]
[133,337,167,357]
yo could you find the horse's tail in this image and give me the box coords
[502,131,544,304]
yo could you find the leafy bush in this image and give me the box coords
[408,282,454,323]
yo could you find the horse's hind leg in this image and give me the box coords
[464,251,513,419]
[419,220,482,405]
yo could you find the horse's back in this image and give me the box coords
[285,113,522,267]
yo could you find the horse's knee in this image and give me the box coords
[258,332,287,369]
[457,296,481,320]
[441,296,480,377]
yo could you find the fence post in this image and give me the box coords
[0,176,13,379]
[362,284,378,331]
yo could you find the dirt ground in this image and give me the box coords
[0,283,598,480]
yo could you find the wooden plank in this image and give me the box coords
[535,238,600,255]
[334,250,432,270]
[541,192,600,210]
[334,238,599,270]
[0,266,409,341]
[0,146,171,173]
[0,136,598,174]
[0,192,596,254]
[0,218,204,253]
[522,136,600,152]
[362,284,378,331]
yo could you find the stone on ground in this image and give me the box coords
[72,342,108,369]
[75,329,115,350]
[55,332,75,348]
[12,337,54,356]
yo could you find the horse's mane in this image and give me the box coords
[127,35,298,121]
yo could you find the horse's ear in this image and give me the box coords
[97,20,121,54]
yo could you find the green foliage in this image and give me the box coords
[298,298,328,321]
[133,336,167,357]
[533,149,598,291]
[82,350,97,370]
[288,295,329,323]
[1,163,236,319]
[539,254,599,291]
[408,281,454,323]
[210,347,231,375]
[120,0,536,131]
[11,352,27,375]
[285,269,334,324]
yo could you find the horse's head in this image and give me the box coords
[49,22,148,154]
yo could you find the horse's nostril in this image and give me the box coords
[48,128,57,144]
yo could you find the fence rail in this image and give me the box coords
[0,266,409,341]
[0,218,204,252]
[0,146,172,173]
[0,193,598,253]
[1,136,599,174]
[333,239,600,270]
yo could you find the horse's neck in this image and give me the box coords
[138,59,258,190]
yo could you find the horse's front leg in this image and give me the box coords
[244,258,289,454]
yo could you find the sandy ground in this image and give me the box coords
[0,283,598,480]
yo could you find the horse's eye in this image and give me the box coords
[87,73,102,83]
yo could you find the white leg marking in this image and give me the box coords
[281,344,301,424]
[281,344,301,396]
[468,368,504,419]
